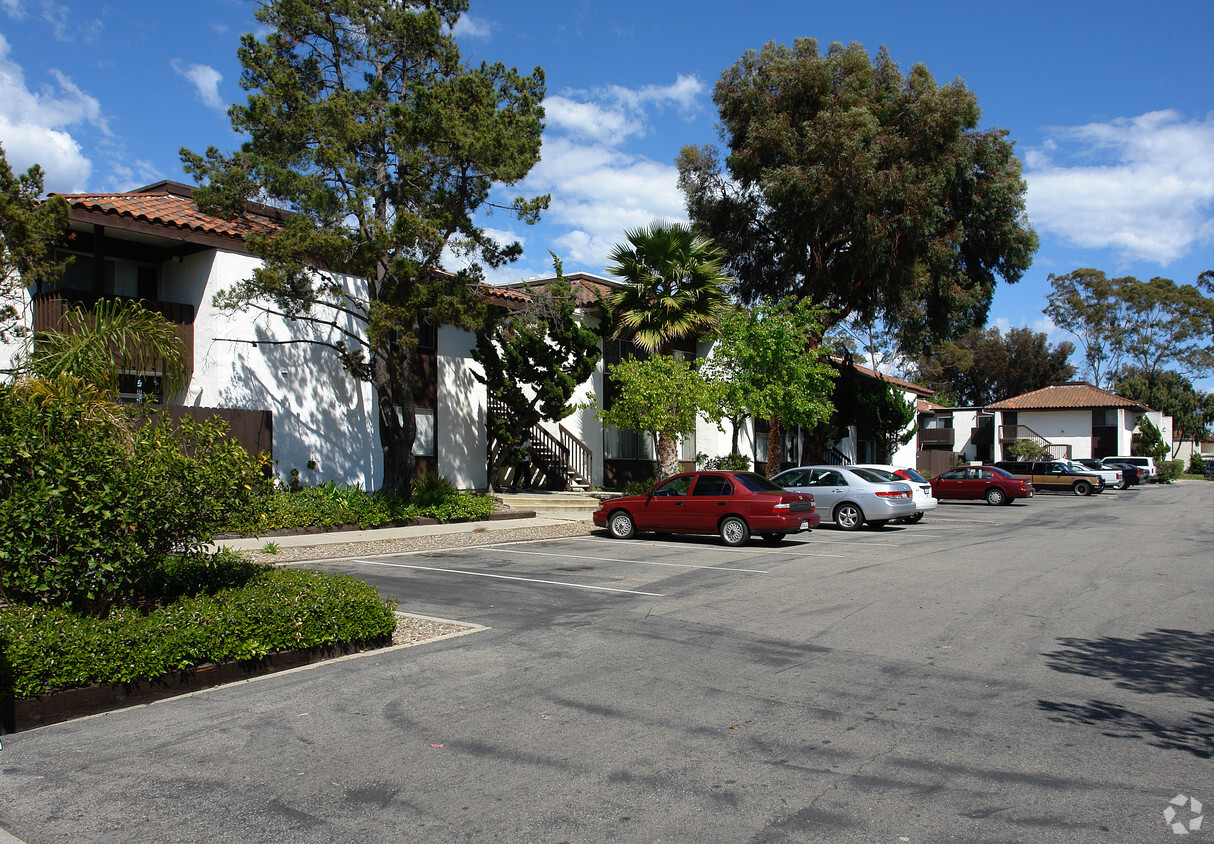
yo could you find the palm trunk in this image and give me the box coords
[656,430,681,480]
[765,417,783,477]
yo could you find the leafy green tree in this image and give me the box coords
[677,39,1037,350]
[0,144,70,346]
[907,326,1075,406]
[1043,268,1128,389]
[473,256,601,489]
[1115,368,1214,458]
[181,0,547,496]
[597,355,715,481]
[605,221,732,476]
[702,298,836,475]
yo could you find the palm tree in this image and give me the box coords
[24,297,188,400]
[606,221,732,478]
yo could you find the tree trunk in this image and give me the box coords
[765,417,783,477]
[656,430,680,481]
[374,339,417,498]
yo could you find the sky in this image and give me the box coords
[2,0,1212,385]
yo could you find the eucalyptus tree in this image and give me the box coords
[181,0,547,496]
[678,39,1037,351]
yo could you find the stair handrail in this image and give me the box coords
[559,425,592,487]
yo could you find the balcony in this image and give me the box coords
[918,427,955,448]
[31,290,195,377]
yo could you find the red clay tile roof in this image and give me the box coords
[986,382,1151,411]
[54,184,282,242]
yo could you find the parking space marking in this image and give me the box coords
[350,559,665,596]
[493,547,769,573]
[570,536,845,558]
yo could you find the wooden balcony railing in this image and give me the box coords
[918,427,955,448]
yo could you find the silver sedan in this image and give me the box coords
[771,465,918,530]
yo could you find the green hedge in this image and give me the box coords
[0,565,396,697]
[225,479,496,534]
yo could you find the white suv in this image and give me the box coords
[1102,455,1158,482]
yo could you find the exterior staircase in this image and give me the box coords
[487,398,593,491]
[998,424,1071,459]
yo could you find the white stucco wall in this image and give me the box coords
[0,284,31,372]
[180,250,382,490]
[436,326,486,490]
[1014,409,1092,458]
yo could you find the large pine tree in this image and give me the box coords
[182,0,547,495]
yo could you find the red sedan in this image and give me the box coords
[929,465,1034,505]
[593,470,820,546]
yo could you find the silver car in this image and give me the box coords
[771,465,918,530]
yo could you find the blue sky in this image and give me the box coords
[2,0,1212,384]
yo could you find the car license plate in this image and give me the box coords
[800,520,809,530]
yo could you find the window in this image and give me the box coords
[691,475,732,497]
[811,469,847,486]
[53,250,159,298]
[652,476,692,497]
[1092,409,1116,427]
[413,409,435,456]
[604,426,654,460]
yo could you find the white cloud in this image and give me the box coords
[451,14,491,39]
[171,60,225,111]
[2,0,101,41]
[0,31,103,191]
[1025,110,1214,265]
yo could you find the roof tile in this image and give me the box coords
[986,382,1150,411]
[56,190,281,241]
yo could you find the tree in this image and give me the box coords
[473,256,601,489]
[1043,268,1128,389]
[605,221,733,477]
[1118,275,1214,382]
[1115,368,1214,458]
[702,298,836,475]
[0,144,70,346]
[24,298,189,400]
[596,354,715,481]
[677,39,1037,350]
[822,357,917,462]
[1046,269,1214,389]
[907,326,1075,406]
[1132,416,1169,461]
[181,0,546,496]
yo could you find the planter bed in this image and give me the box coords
[1,636,389,735]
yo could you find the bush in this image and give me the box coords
[1158,459,1184,483]
[1188,453,1206,475]
[222,473,495,534]
[0,382,271,614]
[698,452,752,472]
[1005,438,1052,460]
[0,562,396,697]
[621,478,655,496]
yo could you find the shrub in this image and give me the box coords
[0,563,396,697]
[698,452,752,472]
[1188,453,1206,475]
[0,382,271,614]
[621,478,655,496]
[1004,438,1051,460]
[1158,459,1184,483]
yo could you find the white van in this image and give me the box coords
[1102,455,1157,482]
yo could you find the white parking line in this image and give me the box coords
[350,559,665,596]
[493,547,769,573]
[571,536,846,558]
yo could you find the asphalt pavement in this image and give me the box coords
[2,482,1211,842]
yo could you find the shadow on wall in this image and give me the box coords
[214,324,380,490]
[1038,628,1214,759]
[438,349,485,490]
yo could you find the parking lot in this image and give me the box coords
[2,483,1211,843]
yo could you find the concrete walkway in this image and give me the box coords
[216,515,581,553]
